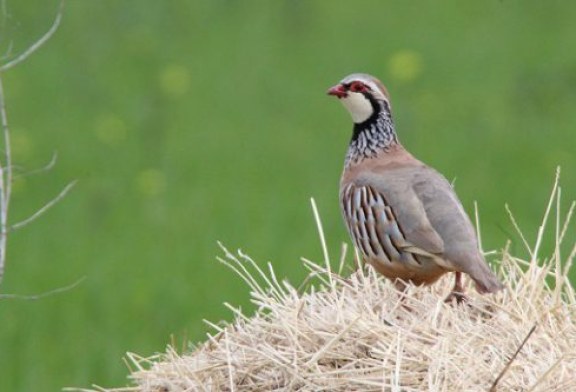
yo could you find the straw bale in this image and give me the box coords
[80,175,576,392]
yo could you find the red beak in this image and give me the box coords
[327,84,348,98]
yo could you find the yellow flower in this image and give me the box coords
[95,114,127,146]
[159,64,190,97]
[388,50,423,83]
[136,169,166,197]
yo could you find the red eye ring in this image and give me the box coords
[349,81,367,93]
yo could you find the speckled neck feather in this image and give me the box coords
[344,102,398,167]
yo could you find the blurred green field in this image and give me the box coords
[0,1,575,390]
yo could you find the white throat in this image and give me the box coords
[340,92,373,123]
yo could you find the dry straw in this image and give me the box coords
[78,171,576,391]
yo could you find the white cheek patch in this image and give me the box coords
[340,92,374,123]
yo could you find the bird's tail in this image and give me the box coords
[470,260,504,294]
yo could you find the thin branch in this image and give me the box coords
[0,276,85,300]
[0,73,9,281]
[0,0,66,285]
[19,151,59,177]
[489,324,537,392]
[0,0,65,73]
[8,151,58,179]
[11,180,76,231]
[0,74,12,215]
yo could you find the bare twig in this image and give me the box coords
[0,73,10,282]
[0,0,65,73]
[0,0,66,285]
[8,151,59,179]
[0,276,85,300]
[11,180,76,230]
[18,151,59,177]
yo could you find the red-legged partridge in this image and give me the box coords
[328,73,503,300]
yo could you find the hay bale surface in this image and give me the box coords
[82,180,576,392]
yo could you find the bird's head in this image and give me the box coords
[327,73,391,124]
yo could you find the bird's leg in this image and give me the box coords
[444,272,467,304]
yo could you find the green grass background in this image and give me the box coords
[1,0,575,390]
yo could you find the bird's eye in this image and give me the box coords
[350,82,367,93]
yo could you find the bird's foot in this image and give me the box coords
[444,291,468,305]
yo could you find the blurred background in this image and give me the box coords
[0,0,575,390]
